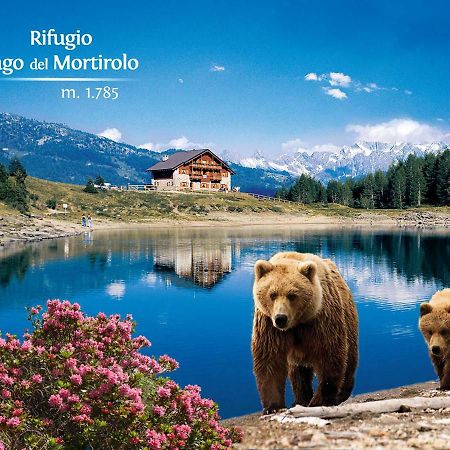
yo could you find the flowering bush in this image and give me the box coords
[0,300,242,449]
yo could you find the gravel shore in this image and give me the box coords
[225,381,450,449]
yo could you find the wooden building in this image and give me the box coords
[147,149,234,191]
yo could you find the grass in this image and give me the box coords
[1,177,448,223]
[24,177,313,222]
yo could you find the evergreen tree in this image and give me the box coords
[361,173,376,209]
[83,178,98,194]
[373,171,388,208]
[340,179,354,207]
[8,157,27,182]
[95,175,105,186]
[436,149,450,205]
[326,180,341,203]
[388,163,407,208]
[422,153,438,204]
[405,154,425,207]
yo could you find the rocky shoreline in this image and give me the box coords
[397,211,450,228]
[225,381,450,449]
[0,214,82,248]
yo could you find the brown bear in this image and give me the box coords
[419,288,450,390]
[252,251,358,413]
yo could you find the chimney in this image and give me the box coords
[162,155,169,161]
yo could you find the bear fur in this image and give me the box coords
[252,251,358,413]
[419,288,450,389]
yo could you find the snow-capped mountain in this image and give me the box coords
[227,141,448,182]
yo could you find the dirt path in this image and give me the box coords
[225,381,450,449]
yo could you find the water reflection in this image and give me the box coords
[153,236,233,288]
[0,226,449,417]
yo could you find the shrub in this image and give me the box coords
[0,159,29,213]
[0,300,241,449]
[46,197,57,210]
[94,175,105,186]
[83,178,98,194]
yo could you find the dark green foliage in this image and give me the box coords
[46,197,57,210]
[0,158,29,213]
[83,178,98,194]
[278,149,450,209]
[283,174,325,204]
[94,175,105,186]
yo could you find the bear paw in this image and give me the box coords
[263,405,284,415]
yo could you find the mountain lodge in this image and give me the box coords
[147,149,234,191]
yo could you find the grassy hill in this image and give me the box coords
[24,177,317,222]
[1,177,447,226]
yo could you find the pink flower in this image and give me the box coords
[48,394,64,408]
[5,417,20,427]
[31,374,43,384]
[69,374,82,386]
[156,387,171,398]
[1,389,11,399]
[153,405,165,416]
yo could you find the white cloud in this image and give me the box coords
[346,118,447,143]
[281,138,308,152]
[324,87,348,100]
[329,72,352,87]
[210,64,225,72]
[178,78,184,84]
[158,136,211,151]
[304,72,319,81]
[168,136,194,149]
[98,128,122,142]
[309,143,342,153]
[304,71,407,99]
[138,142,155,151]
[281,138,341,155]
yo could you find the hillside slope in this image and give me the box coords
[0,113,294,195]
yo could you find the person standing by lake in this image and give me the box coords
[81,214,86,227]
[88,215,93,229]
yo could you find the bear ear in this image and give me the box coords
[298,261,317,281]
[420,303,433,317]
[254,260,273,281]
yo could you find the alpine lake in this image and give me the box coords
[0,225,448,418]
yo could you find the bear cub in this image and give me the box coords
[419,288,450,390]
[252,252,358,413]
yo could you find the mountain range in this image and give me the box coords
[228,141,448,182]
[0,113,447,195]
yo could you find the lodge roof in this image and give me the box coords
[146,149,234,174]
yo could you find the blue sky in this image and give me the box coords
[1,0,450,156]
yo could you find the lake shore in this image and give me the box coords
[225,380,450,449]
[0,209,397,248]
[1,208,450,249]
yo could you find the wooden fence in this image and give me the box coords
[126,184,156,191]
[246,193,296,204]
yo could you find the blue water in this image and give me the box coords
[0,226,449,418]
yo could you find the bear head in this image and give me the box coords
[419,302,450,358]
[253,259,323,330]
